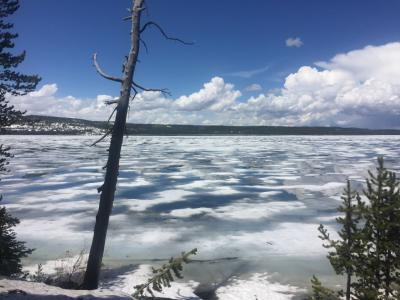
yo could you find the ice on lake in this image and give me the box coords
[1,135,400,299]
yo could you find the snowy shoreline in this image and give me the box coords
[1,267,308,300]
[14,256,308,300]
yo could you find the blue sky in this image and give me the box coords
[9,0,400,128]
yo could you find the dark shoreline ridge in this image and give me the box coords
[3,115,400,135]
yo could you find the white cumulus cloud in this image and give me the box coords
[175,77,241,112]
[8,84,114,120]
[7,42,400,128]
[233,42,400,128]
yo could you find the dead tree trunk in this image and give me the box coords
[82,0,191,290]
[83,0,144,290]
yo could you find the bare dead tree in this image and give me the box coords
[83,0,191,290]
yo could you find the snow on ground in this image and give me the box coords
[104,266,306,300]
[23,253,88,276]
[21,256,307,300]
[104,264,201,299]
[0,272,305,300]
[0,278,132,299]
[215,273,306,300]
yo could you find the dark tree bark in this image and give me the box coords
[346,272,351,300]
[83,0,144,289]
[83,0,191,289]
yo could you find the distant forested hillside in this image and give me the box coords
[2,115,400,135]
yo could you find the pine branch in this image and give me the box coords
[308,275,339,300]
[133,248,197,298]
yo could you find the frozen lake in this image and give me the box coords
[1,135,400,299]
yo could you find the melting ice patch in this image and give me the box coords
[198,222,336,257]
[2,135,400,296]
[124,189,195,212]
[111,227,182,245]
[15,213,92,242]
[264,182,346,192]
[166,201,305,220]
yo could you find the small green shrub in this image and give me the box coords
[311,157,400,299]
[0,198,34,277]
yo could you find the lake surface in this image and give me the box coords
[1,135,400,299]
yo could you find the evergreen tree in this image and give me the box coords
[318,180,363,300]
[0,0,39,276]
[0,0,40,96]
[308,276,339,300]
[0,90,23,132]
[313,158,400,299]
[0,198,33,276]
[356,157,400,299]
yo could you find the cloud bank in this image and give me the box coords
[8,42,400,128]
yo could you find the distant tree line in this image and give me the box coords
[5,115,400,135]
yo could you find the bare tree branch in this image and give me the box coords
[104,99,119,105]
[84,0,192,289]
[130,86,138,100]
[132,82,171,96]
[91,128,113,147]
[140,21,194,45]
[93,53,123,83]
[126,90,138,124]
[123,3,145,20]
[107,106,118,124]
[140,38,149,54]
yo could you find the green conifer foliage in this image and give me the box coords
[0,199,33,276]
[308,275,339,300]
[318,180,363,300]
[313,158,400,299]
[0,143,10,171]
[0,90,23,131]
[0,0,39,276]
[0,0,40,96]
[356,157,400,299]
[133,248,197,298]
